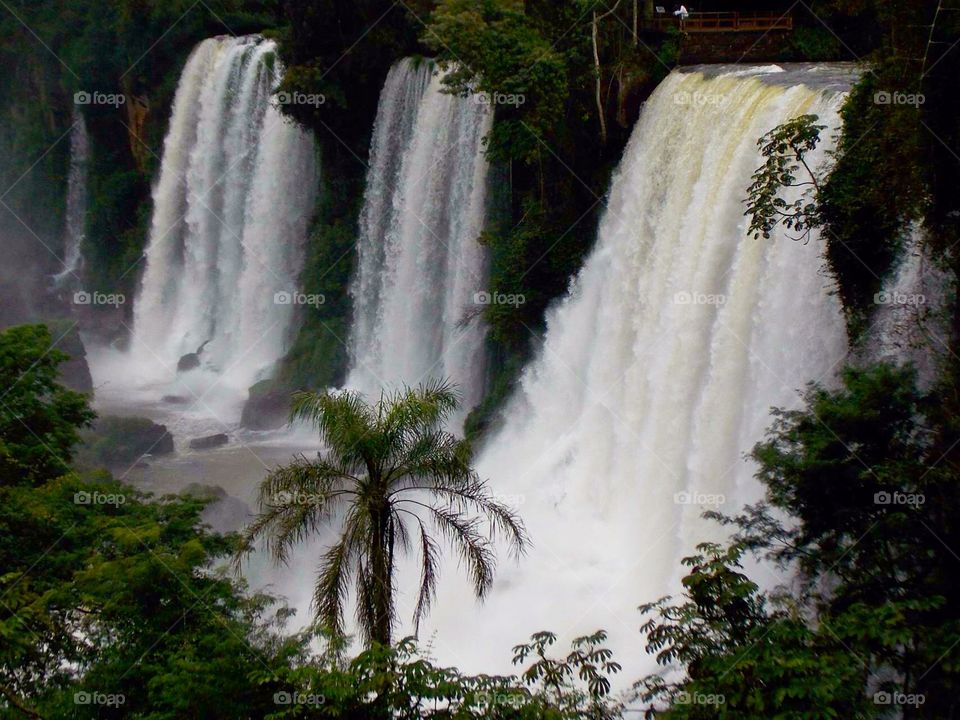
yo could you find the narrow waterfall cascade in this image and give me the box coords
[865,228,955,387]
[130,35,318,401]
[53,109,89,287]
[347,58,493,412]
[421,65,853,677]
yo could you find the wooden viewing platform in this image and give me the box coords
[649,11,793,32]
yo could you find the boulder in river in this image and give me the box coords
[78,415,174,469]
[240,379,291,430]
[188,433,229,450]
[181,483,251,533]
[44,318,94,393]
[177,339,210,373]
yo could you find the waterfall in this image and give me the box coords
[423,66,851,676]
[54,109,89,287]
[347,58,493,412]
[132,36,317,394]
[865,227,954,386]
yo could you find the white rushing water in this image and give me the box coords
[54,109,89,286]
[130,36,317,406]
[865,227,954,387]
[347,58,493,413]
[420,66,851,678]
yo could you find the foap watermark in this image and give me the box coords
[674,291,726,306]
[874,491,925,508]
[273,490,324,506]
[74,691,126,707]
[676,691,725,706]
[491,492,526,510]
[74,90,126,108]
[274,691,326,707]
[873,91,925,107]
[274,290,325,307]
[73,290,125,308]
[474,290,526,307]
[874,691,925,707]
[475,91,526,107]
[673,90,731,109]
[874,290,926,306]
[74,491,126,507]
[475,691,526,709]
[674,491,726,507]
[276,91,325,107]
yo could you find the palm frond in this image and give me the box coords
[292,389,376,467]
[256,455,358,507]
[314,506,371,639]
[416,502,497,600]
[355,558,381,647]
[407,512,441,637]
[395,477,529,558]
[387,431,475,488]
[392,508,412,555]
[380,379,460,440]
[234,457,355,568]
[314,534,355,637]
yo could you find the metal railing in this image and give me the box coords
[650,11,793,32]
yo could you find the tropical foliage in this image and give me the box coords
[0,324,94,485]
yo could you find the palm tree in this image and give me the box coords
[235,380,528,646]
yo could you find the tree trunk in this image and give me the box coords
[368,500,394,646]
[593,10,607,146]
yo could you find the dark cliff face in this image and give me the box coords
[0,221,57,327]
[0,100,91,393]
[677,29,792,64]
[0,56,71,328]
[45,320,95,394]
[0,89,95,393]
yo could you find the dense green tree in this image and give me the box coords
[1,475,299,719]
[734,363,960,717]
[0,324,94,486]
[255,629,622,719]
[638,544,872,719]
[237,381,527,646]
[277,0,420,145]
[0,323,295,718]
[815,0,960,322]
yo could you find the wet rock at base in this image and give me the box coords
[181,483,251,533]
[77,415,174,469]
[188,433,229,450]
[240,379,290,430]
[177,352,201,372]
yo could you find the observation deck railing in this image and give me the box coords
[649,11,793,32]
